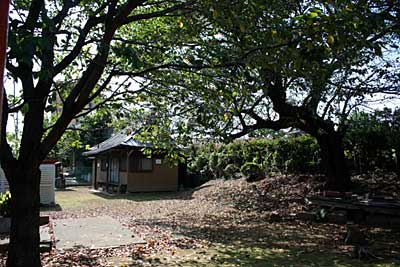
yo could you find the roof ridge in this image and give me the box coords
[83,127,150,156]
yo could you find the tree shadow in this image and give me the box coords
[40,204,62,212]
[132,215,400,266]
[55,188,75,192]
[89,186,213,202]
[126,239,400,267]
[194,245,388,267]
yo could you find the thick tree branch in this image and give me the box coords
[0,93,18,181]
[52,0,84,28]
[229,118,291,139]
[121,1,188,25]
[35,6,56,94]
[40,0,144,157]
[262,70,335,136]
[53,15,107,75]
[23,0,44,30]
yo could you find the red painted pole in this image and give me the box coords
[0,0,10,131]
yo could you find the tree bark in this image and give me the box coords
[6,164,41,267]
[316,132,352,191]
[395,146,400,176]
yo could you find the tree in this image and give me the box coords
[48,109,112,167]
[134,0,400,190]
[0,1,191,266]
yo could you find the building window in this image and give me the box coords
[119,157,127,172]
[109,158,119,184]
[141,158,153,171]
[130,157,153,172]
[100,159,107,171]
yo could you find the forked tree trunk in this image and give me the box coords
[316,132,352,191]
[6,165,41,267]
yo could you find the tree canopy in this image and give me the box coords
[1,0,192,266]
[128,0,400,189]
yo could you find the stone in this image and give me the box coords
[53,216,145,249]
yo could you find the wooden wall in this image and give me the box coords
[127,159,178,192]
[93,153,178,192]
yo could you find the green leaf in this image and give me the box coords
[308,12,318,19]
[21,103,29,115]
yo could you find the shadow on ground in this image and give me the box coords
[156,244,400,267]
[132,214,400,267]
[91,191,193,202]
[40,204,62,212]
[91,185,212,202]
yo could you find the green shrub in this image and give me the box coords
[217,152,230,170]
[0,191,11,217]
[208,151,221,177]
[240,162,264,181]
[189,135,321,179]
[223,164,239,179]
[344,109,400,173]
[190,154,208,173]
[270,136,320,173]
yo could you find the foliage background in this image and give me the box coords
[189,108,400,180]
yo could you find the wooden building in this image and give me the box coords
[83,131,182,193]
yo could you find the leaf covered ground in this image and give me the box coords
[1,174,400,266]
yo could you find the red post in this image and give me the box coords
[0,0,10,129]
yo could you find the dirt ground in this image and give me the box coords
[2,177,400,266]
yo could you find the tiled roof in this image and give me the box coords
[82,130,152,156]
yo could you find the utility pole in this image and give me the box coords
[0,0,10,132]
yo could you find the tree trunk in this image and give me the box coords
[395,146,400,176]
[317,132,351,191]
[6,165,41,267]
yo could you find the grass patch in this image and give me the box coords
[52,187,185,210]
[54,188,106,210]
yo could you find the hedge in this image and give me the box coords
[189,135,321,179]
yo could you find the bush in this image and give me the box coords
[344,109,400,173]
[190,154,208,173]
[208,151,221,177]
[189,135,321,179]
[240,162,264,181]
[223,164,239,179]
[0,191,11,217]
